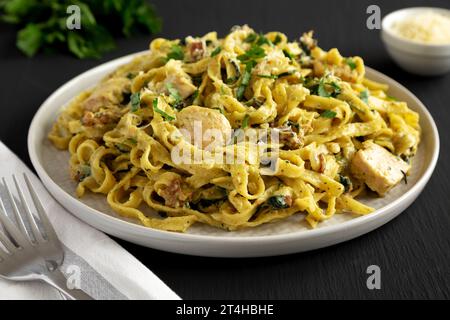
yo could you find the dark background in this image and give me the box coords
[1,0,449,299]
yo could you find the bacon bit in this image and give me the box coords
[318,153,326,173]
[187,41,205,62]
[81,111,95,126]
[81,110,120,127]
[284,195,293,207]
[278,128,303,150]
[159,178,192,208]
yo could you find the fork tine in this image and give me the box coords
[0,229,15,253]
[23,174,60,245]
[0,246,8,261]
[13,175,44,244]
[0,196,29,248]
[2,177,31,242]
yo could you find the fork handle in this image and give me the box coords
[40,268,95,300]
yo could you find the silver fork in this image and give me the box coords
[0,174,93,300]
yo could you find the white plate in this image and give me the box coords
[28,52,440,257]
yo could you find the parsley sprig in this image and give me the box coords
[153,98,175,121]
[1,0,162,59]
[166,83,183,109]
[166,44,184,61]
[236,43,267,101]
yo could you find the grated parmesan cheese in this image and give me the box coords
[392,10,450,45]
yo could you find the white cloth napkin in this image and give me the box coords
[0,140,180,300]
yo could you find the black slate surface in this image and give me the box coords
[0,0,449,299]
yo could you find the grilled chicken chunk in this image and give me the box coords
[177,106,232,149]
[350,141,410,195]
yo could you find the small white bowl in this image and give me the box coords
[382,7,450,76]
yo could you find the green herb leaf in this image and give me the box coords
[210,46,221,57]
[386,95,398,101]
[277,70,295,78]
[320,110,337,118]
[256,34,273,47]
[346,58,357,70]
[283,49,295,60]
[130,92,141,112]
[257,74,278,79]
[317,79,331,97]
[3,0,162,59]
[317,78,341,98]
[76,164,91,182]
[267,195,290,209]
[16,23,42,57]
[152,98,175,121]
[166,44,184,61]
[273,34,282,45]
[360,89,369,104]
[242,114,250,128]
[339,175,352,192]
[244,33,257,43]
[236,61,255,101]
[127,138,137,145]
[166,82,183,108]
[191,89,199,100]
[237,45,266,63]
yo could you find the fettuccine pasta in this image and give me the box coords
[49,25,420,232]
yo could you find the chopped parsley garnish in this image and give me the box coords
[257,70,295,80]
[256,34,273,47]
[236,60,256,101]
[210,46,222,57]
[127,138,137,145]
[346,58,357,70]
[277,70,295,78]
[237,45,266,63]
[130,92,141,112]
[166,44,184,61]
[387,95,398,101]
[320,110,337,118]
[360,89,369,104]
[339,175,352,192]
[283,49,295,60]
[166,83,183,109]
[152,98,175,121]
[191,89,199,100]
[76,165,91,182]
[244,33,258,43]
[242,114,250,128]
[257,74,278,79]
[273,34,282,45]
[317,78,341,98]
[267,195,290,209]
[126,72,136,80]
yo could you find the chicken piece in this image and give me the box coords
[81,78,130,112]
[350,141,410,195]
[176,106,232,149]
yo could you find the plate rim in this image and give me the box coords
[27,52,440,245]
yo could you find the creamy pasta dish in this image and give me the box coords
[49,25,421,232]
